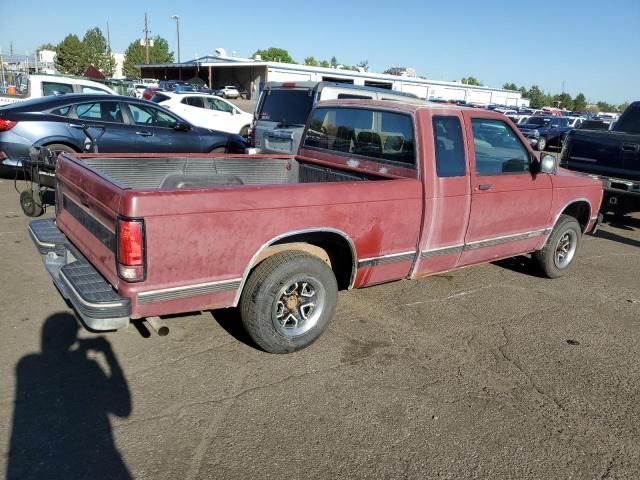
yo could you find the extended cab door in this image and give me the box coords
[458,112,552,265]
[412,110,471,276]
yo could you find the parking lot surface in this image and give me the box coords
[0,174,639,479]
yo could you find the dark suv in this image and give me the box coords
[516,116,572,151]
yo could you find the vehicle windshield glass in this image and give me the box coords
[259,89,313,125]
[525,117,551,126]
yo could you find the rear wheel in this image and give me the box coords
[210,146,226,153]
[533,214,582,278]
[43,143,77,157]
[239,125,250,137]
[240,251,338,353]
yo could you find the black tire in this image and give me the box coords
[239,125,250,137]
[20,189,44,217]
[536,136,547,151]
[240,251,338,354]
[533,214,582,278]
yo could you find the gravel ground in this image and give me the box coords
[0,172,638,480]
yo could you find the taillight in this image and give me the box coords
[281,82,296,88]
[0,119,17,131]
[117,217,145,282]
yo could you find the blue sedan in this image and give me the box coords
[0,94,247,167]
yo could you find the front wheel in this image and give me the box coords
[20,189,44,217]
[536,136,547,151]
[240,251,338,353]
[533,214,582,278]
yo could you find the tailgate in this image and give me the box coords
[565,131,628,177]
[54,153,124,289]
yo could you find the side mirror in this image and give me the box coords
[539,153,556,174]
[173,121,191,132]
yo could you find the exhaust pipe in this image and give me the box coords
[145,316,169,336]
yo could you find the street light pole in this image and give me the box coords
[171,15,181,64]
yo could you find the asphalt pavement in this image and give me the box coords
[0,173,639,479]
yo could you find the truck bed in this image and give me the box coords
[81,155,380,190]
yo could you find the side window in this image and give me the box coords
[75,102,123,123]
[208,98,234,113]
[471,118,530,175]
[127,103,178,128]
[433,116,466,177]
[81,86,110,94]
[182,97,205,108]
[42,82,73,96]
[615,104,640,134]
[50,105,71,117]
[303,107,416,167]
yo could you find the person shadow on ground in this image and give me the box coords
[6,312,132,480]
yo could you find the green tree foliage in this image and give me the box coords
[357,59,369,72]
[618,101,630,113]
[330,56,338,68]
[573,93,587,111]
[597,101,616,112]
[525,85,547,108]
[123,36,174,79]
[303,56,318,66]
[252,47,294,63]
[553,93,573,110]
[461,76,482,86]
[319,59,330,68]
[55,34,85,75]
[502,82,518,91]
[82,27,115,76]
[37,43,57,52]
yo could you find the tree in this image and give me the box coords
[37,43,57,52]
[461,76,481,86]
[526,85,547,108]
[330,56,338,68]
[82,27,115,76]
[303,56,318,66]
[618,101,630,113]
[252,47,294,63]
[123,36,174,79]
[597,101,616,112]
[502,82,518,91]
[55,34,85,75]
[319,59,330,68]
[553,92,573,110]
[573,93,587,112]
[357,59,369,72]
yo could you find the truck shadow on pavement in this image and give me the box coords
[6,312,132,480]
[211,307,259,350]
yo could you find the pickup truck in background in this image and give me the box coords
[561,101,640,214]
[516,115,573,151]
[30,100,603,353]
[0,74,117,106]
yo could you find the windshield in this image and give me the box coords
[258,89,314,125]
[525,117,551,126]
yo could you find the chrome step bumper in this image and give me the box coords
[29,219,131,330]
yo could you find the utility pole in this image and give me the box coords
[171,15,181,63]
[107,21,111,51]
[144,13,150,64]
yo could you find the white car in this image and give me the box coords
[218,86,240,99]
[0,74,117,106]
[152,91,252,135]
[127,83,147,99]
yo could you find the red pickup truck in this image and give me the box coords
[29,100,603,353]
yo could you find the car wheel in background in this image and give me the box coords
[240,251,338,353]
[43,143,77,158]
[537,137,547,151]
[533,214,582,278]
[210,147,226,153]
[240,125,250,137]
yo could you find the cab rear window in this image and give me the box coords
[258,89,313,125]
[303,107,416,167]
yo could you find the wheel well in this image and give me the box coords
[560,201,591,232]
[258,232,355,290]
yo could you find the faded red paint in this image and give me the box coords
[54,101,604,320]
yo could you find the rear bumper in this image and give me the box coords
[29,218,131,330]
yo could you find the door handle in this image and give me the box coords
[69,123,85,129]
[478,183,492,191]
[621,143,639,152]
[135,131,153,137]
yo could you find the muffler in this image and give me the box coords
[145,316,169,336]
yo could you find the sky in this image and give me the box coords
[1,0,638,104]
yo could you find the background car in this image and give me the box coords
[151,91,252,135]
[127,83,147,99]
[218,86,240,99]
[516,115,572,151]
[0,94,248,167]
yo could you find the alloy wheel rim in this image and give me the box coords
[272,276,325,337]
[554,229,577,269]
